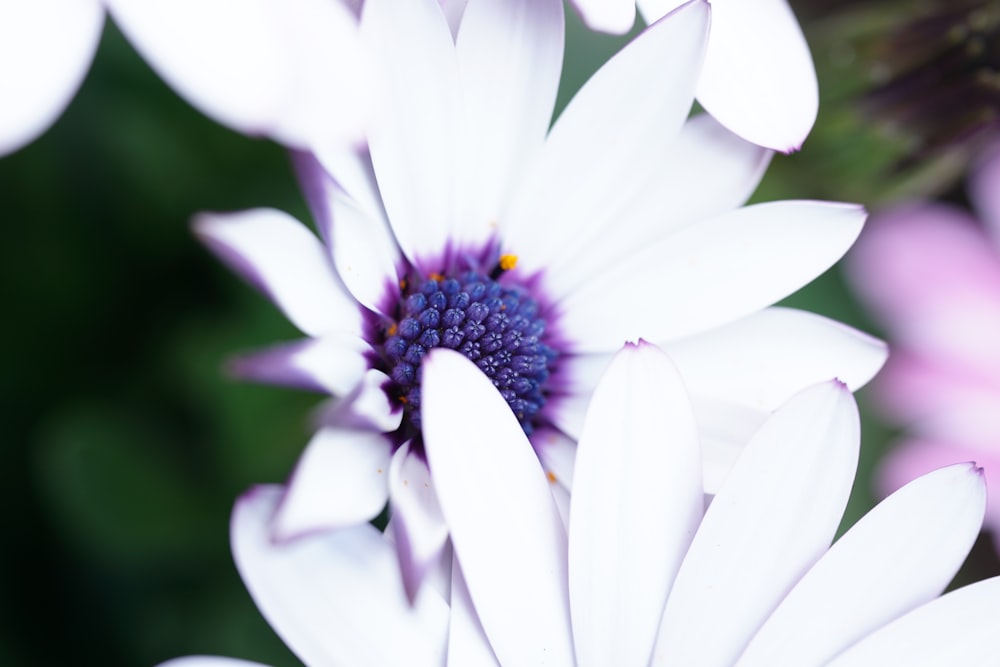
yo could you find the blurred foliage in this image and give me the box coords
[1,3,997,666]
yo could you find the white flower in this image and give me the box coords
[568,0,819,153]
[160,344,998,667]
[195,0,884,599]
[0,0,366,156]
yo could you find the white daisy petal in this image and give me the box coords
[548,354,614,439]
[653,381,860,666]
[227,334,370,396]
[271,428,392,540]
[547,395,588,441]
[233,486,448,667]
[569,343,702,667]
[292,151,401,317]
[568,0,637,34]
[194,209,360,338]
[737,463,987,666]
[560,201,866,352]
[309,147,389,238]
[695,0,817,152]
[827,575,1000,666]
[107,0,366,147]
[503,0,710,278]
[320,369,403,433]
[388,442,450,604]
[662,307,888,413]
[362,0,459,271]
[533,428,578,490]
[447,556,501,666]
[689,396,769,494]
[422,349,574,665]
[454,0,564,248]
[639,0,817,151]
[157,658,271,667]
[329,190,403,317]
[439,0,469,38]
[550,113,772,291]
[0,0,104,156]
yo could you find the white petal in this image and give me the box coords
[308,147,389,238]
[640,0,817,151]
[699,0,818,151]
[0,0,103,156]
[107,0,368,147]
[227,334,370,396]
[827,575,1000,666]
[319,369,403,433]
[548,393,591,442]
[662,307,888,412]
[560,201,866,352]
[293,150,401,317]
[737,463,987,666]
[362,0,459,271]
[447,556,501,666]
[689,396,768,494]
[503,0,710,279]
[157,658,271,667]
[421,349,575,665]
[548,113,772,294]
[232,486,448,666]
[194,208,360,338]
[549,353,614,440]
[388,442,450,603]
[568,0,636,33]
[453,0,564,248]
[653,381,860,666]
[439,0,469,38]
[569,343,703,667]
[271,428,392,540]
[533,428,578,489]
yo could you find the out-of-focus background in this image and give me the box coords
[2,2,998,665]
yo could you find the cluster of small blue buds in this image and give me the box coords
[377,265,556,436]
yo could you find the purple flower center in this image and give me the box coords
[373,256,557,440]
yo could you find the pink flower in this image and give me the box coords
[848,145,1000,550]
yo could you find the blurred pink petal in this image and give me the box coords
[849,152,1000,547]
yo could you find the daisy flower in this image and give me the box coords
[568,0,818,152]
[848,144,1000,550]
[195,0,885,598]
[0,0,366,156]
[159,344,998,667]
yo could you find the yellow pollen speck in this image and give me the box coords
[429,272,444,281]
[399,395,409,404]
[388,323,398,336]
[399,278,407,289]
[546,470,558,484]
[499,254,518,271]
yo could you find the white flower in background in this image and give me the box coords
[0,0,103,155]
[0,0,367,156]
[569,0,818,153]
[159,345,999,667]
[196,0,885,599]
